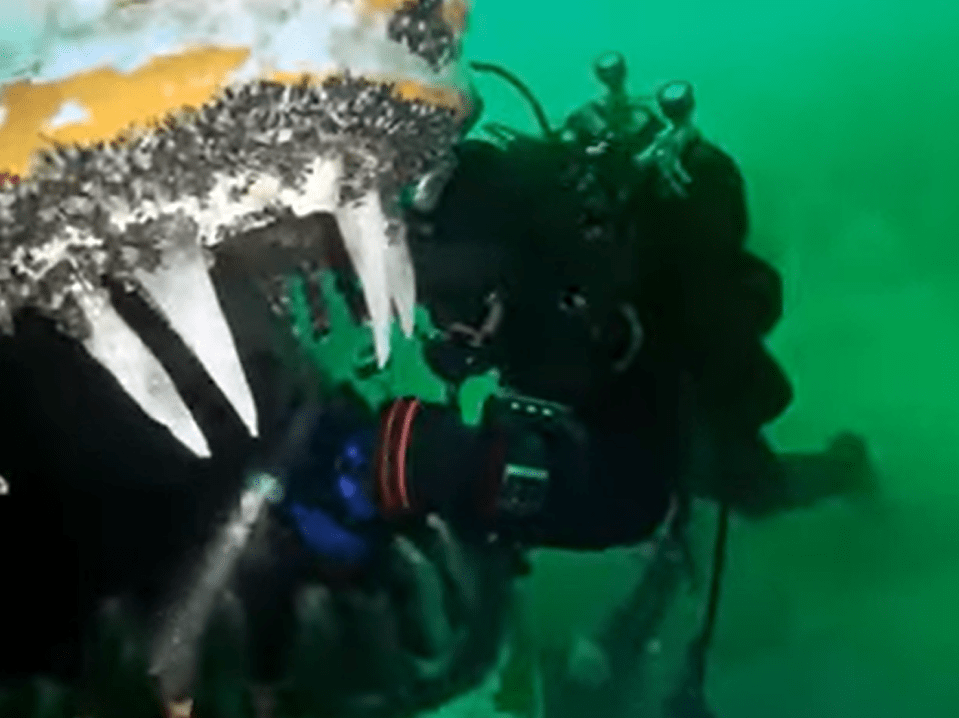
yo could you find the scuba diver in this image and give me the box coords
[504,52,877,718]
[0,47,876,718]
[215,49,877,718]
[397,50,878,718]
[400,49,876,530]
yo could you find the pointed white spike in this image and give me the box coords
[135,238,259,439]
[76,288,211,458]
[335,193,393,368]
[386,221,417,339]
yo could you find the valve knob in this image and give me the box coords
[657,81,695,125]
[594,51,627,94]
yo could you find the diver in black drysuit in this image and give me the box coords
[397,52,873,542]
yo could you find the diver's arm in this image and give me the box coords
[370,393,672,551]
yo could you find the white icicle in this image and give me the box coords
[135,238,259,439]
[335,193,393,368]
[386,220,417,339]
[76,287,211,458]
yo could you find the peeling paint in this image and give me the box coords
[44,99,92,130]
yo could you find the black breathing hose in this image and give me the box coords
[700,502,730,653]
[469,61,555,139]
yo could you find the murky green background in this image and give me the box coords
[462,1,959,716]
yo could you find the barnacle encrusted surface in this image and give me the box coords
[388,0,463,72]
[0,74,462,339]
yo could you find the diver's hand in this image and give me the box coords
[309,515,516,718]
[235,514,517,718]
[266,400,382,568]
[234,509,516,718]
[286,502,373,565]
[74,515,516,718]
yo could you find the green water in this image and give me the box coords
[460,2,959,716]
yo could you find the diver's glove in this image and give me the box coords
[254,401,385,569]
